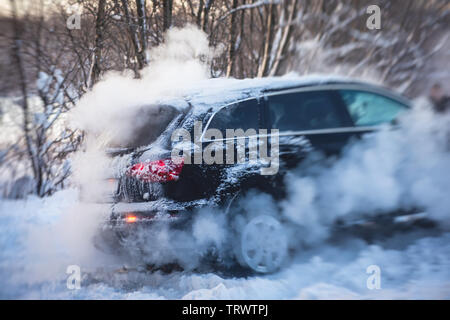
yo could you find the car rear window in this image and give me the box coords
[107,105,182,149]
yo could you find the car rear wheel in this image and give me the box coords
[239,215,288,273]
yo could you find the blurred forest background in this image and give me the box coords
[0,0,449,198]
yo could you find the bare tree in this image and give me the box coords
[90,0,106,87]
[163,0,173,31]
[5,0,82,197]
[135,0,148,67]
[120,0,146,75]
[257,2,276,77]
[8,0,37,193]
[268,0,297,76]
[226,0,239,77]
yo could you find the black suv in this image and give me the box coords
[98,77,413,273]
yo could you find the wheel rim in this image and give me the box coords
[241,215,288,273]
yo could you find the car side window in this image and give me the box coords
[207,99,260,135]
[339,90,408,126]
[266,91,350,131]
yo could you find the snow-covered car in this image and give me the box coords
[97,76,415,273]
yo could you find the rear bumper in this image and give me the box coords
[106,198,211,228]
[93,198,213,253]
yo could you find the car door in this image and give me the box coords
[263,89,356,169]
[263,86,410,170]
[201,97,267,197]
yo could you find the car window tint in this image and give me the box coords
[267,91,349,131]
[208,99,260,135]
[339,90,408,126]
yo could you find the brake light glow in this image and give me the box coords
[126,157,184,183]
[125,214,138,223]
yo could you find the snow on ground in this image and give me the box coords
[0,189,449,299]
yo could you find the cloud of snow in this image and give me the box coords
[70,25,215,202]
[0,26,220,286]
[71,25,213,148]
[56,25,235,276]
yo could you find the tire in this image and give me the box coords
[237,215,288,273]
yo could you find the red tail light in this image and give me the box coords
[126,157,184,183]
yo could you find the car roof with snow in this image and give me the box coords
[168,75,394,114]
